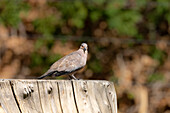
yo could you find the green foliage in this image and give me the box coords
[47,54,62,65]
[53,0,143,36]
[105,0,141,36]
[31,52,62,72]
[31,38,61,67]
[127,92,134,100]
[134,0,147,10]
[56,1,87,28]
[90,0,105,5]
[109,74,118,84]
[1,0,169,38]
[147,0,170,30]
[0,0,29,27]
[31,53,44,67]
[35,38,45,50]
[33,16,57,37]
[148,73,164,83]
[89,59,102,73]
[31,38,63,75]
[34,38,55,50]
[166,13,170,24]
[150,47,165,64]
[90,10,102,22]
[107,10,141,36]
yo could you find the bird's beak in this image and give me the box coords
[83,48,86,52]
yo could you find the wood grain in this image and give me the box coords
[0,79,21,113]
[0,79,117,113]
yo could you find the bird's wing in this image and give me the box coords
[50,51,83,72]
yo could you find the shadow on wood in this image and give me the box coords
[0,79,117,113]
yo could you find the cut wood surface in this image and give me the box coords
[0,79,117,113]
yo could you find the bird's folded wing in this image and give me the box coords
[50,51,83,72]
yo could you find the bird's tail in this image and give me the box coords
[37,71,56,79]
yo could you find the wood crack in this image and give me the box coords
[71,80,79,113]
[57,82,63,113]
[9,81,22,113]
[36,81,44,113]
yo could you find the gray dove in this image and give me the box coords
[37,43,88,80]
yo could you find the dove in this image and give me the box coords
[37,43,88,80]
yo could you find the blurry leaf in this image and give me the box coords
[150,47,165,64]
[35,39,45,50]
[57,1,87,29]
[111,0,126,9]
[74,1,87,19]
[109,74,118,84]
[105,0,141,36]
[47,53,62,64]
[71,18,84,28]
[57,2,75,18]
[89,59,102,73]
[135,0,147,10]
[166,13,170,24]
[147,0,170,28]
[33,16,57,36]
[46,38,55,49]
[105,0,125,16]
[90,11,102,22]
[30,53,44,67]
[105,2,118,17]
[107,10,141,36]
[157,0,170,14]
[0,0,29,27]
[35,38,55,51]
[91,0,105,5]
[127,92,134,100]
[148,73,164,83]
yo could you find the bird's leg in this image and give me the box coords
[69,74,78,80]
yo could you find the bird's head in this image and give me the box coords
[80,43,88,53]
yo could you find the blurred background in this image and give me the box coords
[0,0,170,113]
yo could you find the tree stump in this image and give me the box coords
[0,79,117,113]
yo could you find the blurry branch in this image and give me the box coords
[116,53,132,88]
[116,53,126,72]
[9,28,17,36]
[18,22,27,38]
[135,86,148,113]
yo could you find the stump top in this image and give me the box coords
[0,79,117,113]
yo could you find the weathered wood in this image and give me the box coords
[38,80,62,113]
[0,79,20,113]
[11,80,43,113]
[0,79,117,113]
[58,80,78,113]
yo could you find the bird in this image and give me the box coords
[37,43,88,80]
